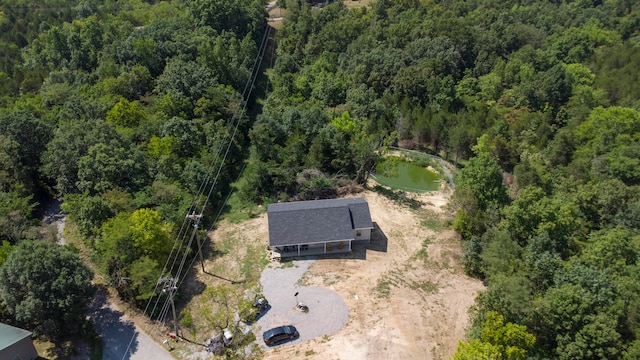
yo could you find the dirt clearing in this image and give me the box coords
[193,182,484,359]
[259,188,484,360]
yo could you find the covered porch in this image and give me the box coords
[270,240,352,260]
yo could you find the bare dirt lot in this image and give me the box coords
[188,181,484,360]
[260,187,484,360]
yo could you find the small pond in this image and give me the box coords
[372,157,440,192]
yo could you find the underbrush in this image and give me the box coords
[370,185,424,210]
[223,192,267,224]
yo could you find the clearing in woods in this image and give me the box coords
[198,181,483,360]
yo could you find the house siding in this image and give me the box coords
[353,228,371,242]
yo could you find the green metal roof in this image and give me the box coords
[0,322,33,349]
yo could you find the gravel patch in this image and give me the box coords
[255,258,349,348]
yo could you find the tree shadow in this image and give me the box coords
[87,288,138,360]
[173,234,242,306]
[199,233,226,266]
[241,303,271,325]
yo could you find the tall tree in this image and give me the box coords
[458,152,509,211]
[455,311,536,360]
[188,0,267,39]
[0,240,95,339]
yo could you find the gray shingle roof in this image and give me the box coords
[267,198,373,247]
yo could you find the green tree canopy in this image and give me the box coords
[130,208,173,262]
[0,240,95,339]
[455,311,535,360]
[458,153,509,211]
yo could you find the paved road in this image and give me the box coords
[88,289,176,360]
[43,199,174,360]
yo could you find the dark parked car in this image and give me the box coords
[262,325,298,346]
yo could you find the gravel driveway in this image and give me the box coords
[255,259,349,348]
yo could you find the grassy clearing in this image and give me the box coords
[34,340,56,359]
[33,323,101,360]
[420,209,447,232]
[411,280,439,294]
[223,192,267,224]
[176,198,272,357]
[374,279,391,298]
[207,233,265,286]
[241,241,271,281]
[415,238,431,265]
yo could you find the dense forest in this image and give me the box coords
[1,0,640,358]
[0,0,268,340]
[251,0,640,358]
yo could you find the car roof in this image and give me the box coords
[263,325,295,338]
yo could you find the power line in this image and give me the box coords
[121,23,273,358]
[171,25,271,291]
[170,23,273,320]
[142,24,272,333]
[176,25,273,290]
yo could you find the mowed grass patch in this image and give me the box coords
[207,230,267,285]
[178,214,271,355]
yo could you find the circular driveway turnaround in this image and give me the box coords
[256,259,349,348]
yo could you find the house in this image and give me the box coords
[267,197,373,259]
[0,323,39,360]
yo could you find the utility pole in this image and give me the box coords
[186,211,205,272]
[158,277,179,336]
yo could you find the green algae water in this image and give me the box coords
[372,157,440,192]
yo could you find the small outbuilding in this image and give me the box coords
[0,323,39,360]
[267,197,373,259]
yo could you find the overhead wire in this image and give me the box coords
[121,21,273,359]
[170,23,272,289]
[173,22,273,305]
[150,22,272,319]
[174,25,273,291]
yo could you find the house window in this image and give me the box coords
[356,230,362,236]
